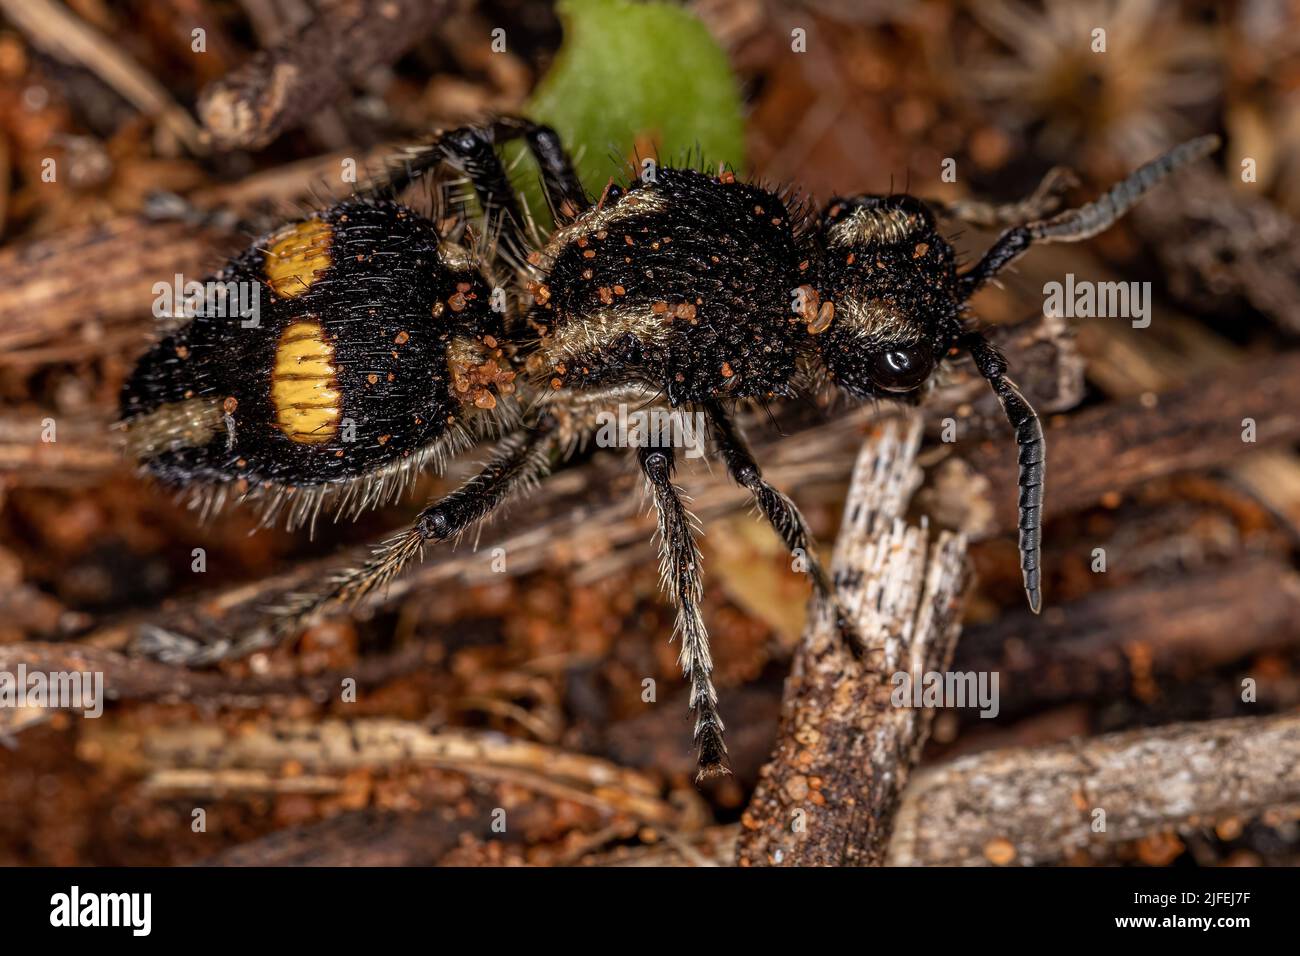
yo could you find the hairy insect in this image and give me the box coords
[120,119,1219,778]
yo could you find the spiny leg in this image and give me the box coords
[962,332,1045,614]
[365,124,531,261]
[703,400,862,656]
[491,117,590,223]
[930,165,1079,229]
[639,444,728,778]
[271,415,561,637]
[959,134,1220,297]
[362,118,586,259]
[149,123,535,249]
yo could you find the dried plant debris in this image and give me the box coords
[0,0,1297,872]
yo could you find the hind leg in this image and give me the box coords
[271,414,562,636]
[361,118,587,257]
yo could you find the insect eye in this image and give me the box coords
[869,347,934,392]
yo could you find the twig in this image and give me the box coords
[0,218,233,356]
[197,0,460,150]
[200,801,502,866]
[888,713,1300,866]
[1134,168,1300,336]
[735,413,969,866]
[82,717,690,827]
[940,349,1300,537]
[955,555,1300,718]
[0,640,433,714]
[0,411,121,483]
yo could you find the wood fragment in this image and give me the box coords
[955,556,1300,718]
[201,801,501,866]
[82,718,690,827]
[0,0,206,153]
[889,713,1300,866]
[948,350,1300,537]
[735,413,969,866]
[0,218,233,357]
[1076,307,1300,545]
[1134,169,1300,335]
[197,0,459,150]
[0,640,434,737]
[0,411,120,483]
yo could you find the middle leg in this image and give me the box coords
[639,443,729,779]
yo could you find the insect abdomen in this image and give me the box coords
[121,198,509,492]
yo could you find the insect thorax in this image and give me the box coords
[525,167,813,406]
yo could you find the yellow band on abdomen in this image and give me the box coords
[264,219,333,298]
[272,319,341,444]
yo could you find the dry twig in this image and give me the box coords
[889,713,1300,866]
[197,0,460,150]
[83,717,693,827]
[735,413,969,866]
[0,0,205,153]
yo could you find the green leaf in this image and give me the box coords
[510,0,747,221]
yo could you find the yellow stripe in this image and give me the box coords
[272,319,341,443]
[264,219,333,298]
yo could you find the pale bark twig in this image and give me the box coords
[888,713,1300,866]
[735,412,969,866]
[0,0,205,153]
[82,717,694,827]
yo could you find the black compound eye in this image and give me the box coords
[869,347,934,393]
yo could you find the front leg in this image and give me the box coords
[703,401,862,656]
[638,444,729,779]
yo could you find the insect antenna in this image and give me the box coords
[961,332,1044,613]
[960,135,1220,296]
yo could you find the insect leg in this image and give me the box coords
[361,125,532,260]
[358,119,586,258]
[274,415,561,634]
[489,117,590,223]
[702,401,862,656]
[962,332,1045,614]
[639,443,729,779]
[959,135,1220,297]
[930,165,1079,229]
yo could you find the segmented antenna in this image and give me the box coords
[1028,134,1221,243]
